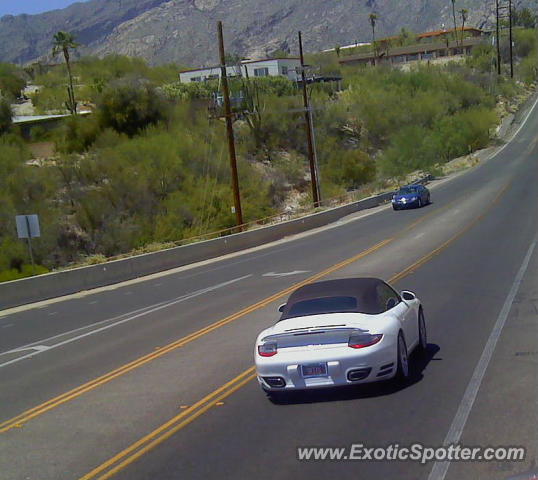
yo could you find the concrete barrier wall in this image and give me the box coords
[0,190,398,309]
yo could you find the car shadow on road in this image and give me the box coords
[269,343,441,405]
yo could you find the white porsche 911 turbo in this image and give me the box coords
[254,278,426,394]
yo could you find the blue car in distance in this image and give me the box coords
[392,184,431,210]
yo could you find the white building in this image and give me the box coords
[179,58,302,83]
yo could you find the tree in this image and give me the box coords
[271,49,290,58]
[369,13,378,58]
[398,28,415,47]
[460,9,468,45]
[52,31,79,115]
[98,79,170,137]
[224,52,242,65]
[0,97,12,134]
[0,63,26,100]
[451,0,459,46]
[334,45,341,57]
[513,8,536,29]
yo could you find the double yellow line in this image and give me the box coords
[0,191,476,437]
[0,195,469,434]
[0,238,391,434]
[78,181,511,480]
[79,367,258,480]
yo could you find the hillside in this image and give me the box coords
[0,0,533,67]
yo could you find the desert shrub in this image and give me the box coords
[0,97,12,134]
[514,29,538,58]
[322,147,376,190]
[98,80,170,137]
[0,63,26,99]
[55,115,101,153]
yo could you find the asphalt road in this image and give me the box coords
[1,97,538,480]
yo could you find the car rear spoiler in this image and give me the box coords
[261,327,368,343]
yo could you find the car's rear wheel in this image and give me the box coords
[418,198,422,208]
[395,332,410,383]
[417,308,427,353]
[393,205,399,211]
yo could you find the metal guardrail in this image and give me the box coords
[0,183,416,309]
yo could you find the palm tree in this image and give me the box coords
[52,31,79,115]
[451,0,459,46]
[459,8,468,45]
[369,13,378,59]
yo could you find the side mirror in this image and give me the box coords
[401,291,416,301]
[278,303,286,313]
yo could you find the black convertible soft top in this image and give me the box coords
[279,278,393,320]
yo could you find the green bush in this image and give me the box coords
[163,76,296,102]
[98,80,170,137]
[0,97,12,134]
[379,106,497,177]
[466,44,496,73]
[514,29,538,58]
[323,147,376,190]
[514,8,536,29]
[0,49,525,278]
[0,63,26,99]
[55,115,101,153]
[0,264,49,283]
[31,85,72,114]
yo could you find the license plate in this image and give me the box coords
[301,363,328,378]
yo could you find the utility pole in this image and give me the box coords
[298,31,321,208]
[217,21,244,229]
[509,0,514,78]
[496,0,502,75]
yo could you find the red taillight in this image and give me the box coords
[348,333,383,349]
[258,342,278,357]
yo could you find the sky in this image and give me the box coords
[0,0,88,17]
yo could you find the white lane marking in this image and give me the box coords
[124,291,133,295]
[88,300,99,305]
[490,94,538,160]
[414,233,426,240]
[427,239,536,480]
[1,323,14,329]
[2,303,174,354]
[9,345,51,353]
[3,96,536,320]
[263,271,311,278]
[0,275,252,369]
[154,283,163,287]
[48,312,58,316]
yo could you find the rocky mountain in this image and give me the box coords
[0,0,535,68]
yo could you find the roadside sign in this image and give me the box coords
[15,214,40,275]
[16,214,40,239]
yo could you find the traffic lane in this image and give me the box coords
[0,271,267,421]
[0,120,525,350]
[445,245,538,480]
[0,206,425,351]
[2,85,536,345]
[0,176,459,351]
[0,168,518,480]
[108,145,538,480]
[0,168,510,426]
[0,176,482,382]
